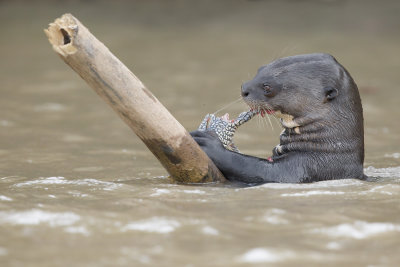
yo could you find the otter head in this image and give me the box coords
[242,53,364,163]
[241,53,363,129]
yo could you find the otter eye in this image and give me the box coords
[262,83,274,96]
[263,83,271,91]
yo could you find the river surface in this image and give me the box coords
[1,0,400,266]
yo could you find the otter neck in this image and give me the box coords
[275,113,359,155]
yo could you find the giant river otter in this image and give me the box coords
[191,53,365,184]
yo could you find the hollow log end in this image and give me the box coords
[44,13,78,57]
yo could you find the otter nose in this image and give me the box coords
[241,84,250,98]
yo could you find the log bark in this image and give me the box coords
[44,14,226,184]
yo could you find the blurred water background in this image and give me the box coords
[1,0,400,266]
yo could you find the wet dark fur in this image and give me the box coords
[191,53,365,184]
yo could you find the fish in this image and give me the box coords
[197,110,258,152]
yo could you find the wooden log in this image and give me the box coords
[44,14,226,184]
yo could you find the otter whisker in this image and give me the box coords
[256,107,271,131]
[266,109,281,128]
[270,112,283,128]
[265,113,274,130]
[256,106,273,131]
[254,107,261,128]
[257,107,267,130]
[213,97,242,115]
[256,112,264,129]
[261,112,271,130]
[271,115,280,126]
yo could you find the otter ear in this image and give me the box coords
[323,87,338,102]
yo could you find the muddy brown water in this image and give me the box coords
[1,1,400,266]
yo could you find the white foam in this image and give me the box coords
[0,247,8,256]
[182,189,206,195]
[14,177,121,191]
[312,221,400,239]
[364,166,400,178]
[238,248,294,263]
[0,120,13,127]
[201,226,219,236]
[281,191,345,197]
[263,216,287,225]
[262,209,289,224]
[359,185,399,196]
[0,209,80,227]
[64,225,90,236]
[0,195,12,201]
[384,153,400,159]
[68,191,89,198]
[255,179,363,190]
[326,241,341,250]
[150,189,171,197]
[122,217,180,234]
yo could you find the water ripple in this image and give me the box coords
[311,221,400,239]
[14,176,122,191]
[0,209,80,227]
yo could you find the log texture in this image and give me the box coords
[45,14,226,184]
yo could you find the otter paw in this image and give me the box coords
[272,144,284,156]
[190,130,225,161]
[190,130,223,148]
